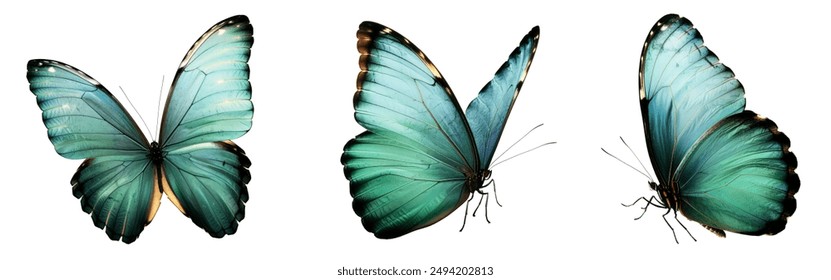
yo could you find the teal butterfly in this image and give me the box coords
[341,22,539,239]
[25,15,253,243]
[632,14,799,241]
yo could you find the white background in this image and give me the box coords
[1,0,827,279]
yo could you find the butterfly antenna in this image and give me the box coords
[491,141,556,169]
[154,75,165,142]
[619,137,654,182]
[120,86,155,140]
[600,147,652,181]
[492,123,544,164]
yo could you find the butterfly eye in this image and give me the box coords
[648,181,658,191]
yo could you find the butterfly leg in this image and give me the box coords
[469,186,498,227]
[661,207,680,244]
[478,192,491,223]
[622,196,658,207]
[459,192,477,232]
[472,191,486,218]
[472,188,495,223]
[673,210,696,242]
[485,179,503,207]
[623,196,665,220]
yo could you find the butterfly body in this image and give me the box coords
[635,14,799,240]
[149,142,163,164]
[27,15,253,243]
[342,22,539,239]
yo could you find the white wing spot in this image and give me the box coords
[48,67,56,73]
[218,29,226,35]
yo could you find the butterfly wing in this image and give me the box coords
[465,26,539,167]
[675,111,798,235]
[161,142,251,237]
[159,15,254,150]
[341,22,480,239]
[27,60,150,159]
[27,60,161,243]
[639,14,745,184]
[158,15,253,238]
[71,156,159,243]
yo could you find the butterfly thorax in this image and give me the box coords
[148,142,164,165]
[466,169,492,193]
[652,181,679,210]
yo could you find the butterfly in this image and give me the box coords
[632,14,799,242]
[341,22,539,239]
[25,15,254,243]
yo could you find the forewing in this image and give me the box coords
[26,59,149,159]
[639,14,745,183]
[353,21,479,170]
[159,15,254,150]
[466,26,539,167]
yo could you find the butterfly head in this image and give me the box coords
[481,170,492,183]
